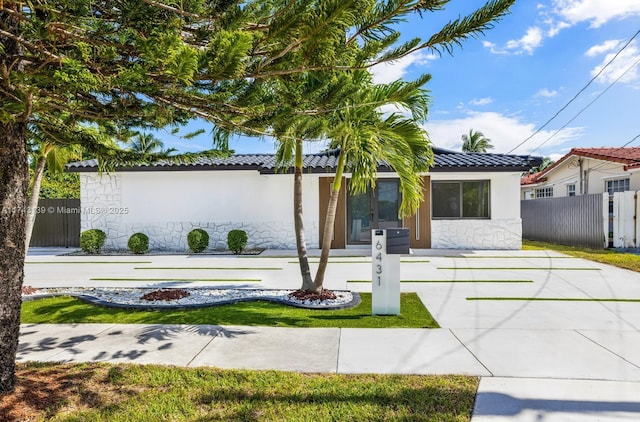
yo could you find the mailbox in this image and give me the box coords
[371,228,408,315]
[385,228,410,255]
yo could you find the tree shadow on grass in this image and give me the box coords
[191,379,476,421]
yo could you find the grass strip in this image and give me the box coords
[287,260,430,264]
[134,267,283,270]
[21,293,439,328]
[288,260,372,264]
[2,363,476,422]
[437,267,600,270]
[440,255,574,259]
[26,261,153,264]
[523,240,640,273]
[89,277,261,282]
[349,279,533,283]
[466,297,640,302]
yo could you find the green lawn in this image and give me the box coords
[523,240,640,273]
[89,277,262,282]
[348,279,533,283]
[2,363,476,421]
[467,297,640,302]
[436,266,600,270]
[21,293,439,328]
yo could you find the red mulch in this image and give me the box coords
[20,286,38,295]
[288,289,337,302]
[140,289,190,301]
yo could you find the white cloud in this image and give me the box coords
[553,0,640,28]
[468,97,493,106]
[590,40,640,84]
[486,2,640,57]
[485,27,544,55]
[423,111,582,154]
[370,52,437,84]
[548,153,566,161]
[546,20,571,37]
[585,40,621,57]
[535,88,558,98]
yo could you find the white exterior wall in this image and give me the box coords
[521,157,640,199]
[430,172,523,249]
[81,171,320,250]
[80,169,524,251]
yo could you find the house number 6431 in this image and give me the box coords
[375,241,383,285]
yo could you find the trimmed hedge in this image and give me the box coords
[227,229,248,255]
[187,228,209,253]
[128,232,149,254]
[79,229,106,254]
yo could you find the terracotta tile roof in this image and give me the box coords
[519,147,640,186]
[67,147,542,173]
[520,172,546,186]
[570,147,640,165]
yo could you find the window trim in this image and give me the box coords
[431,180,491,220]
[605,178,630,196]
[535,186,554,198]
[567,184,576,197]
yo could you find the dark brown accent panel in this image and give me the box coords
[319,177,346,249]
[404,175,431,248]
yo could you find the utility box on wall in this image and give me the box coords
[371,228,409,315]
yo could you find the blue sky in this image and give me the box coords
[162,0,640,162]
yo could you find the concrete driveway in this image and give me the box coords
[21,247,640,421]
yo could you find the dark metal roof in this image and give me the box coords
[66,147,541,173]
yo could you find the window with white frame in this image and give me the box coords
[567,184,576,197]
[535,187,553,198]
[606,178,630,196]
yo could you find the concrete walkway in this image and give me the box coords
[20,247,640,421]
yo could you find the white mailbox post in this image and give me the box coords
[371,228,409,315]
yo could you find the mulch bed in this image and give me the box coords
[140,289,190,301]
[288,289,337,302]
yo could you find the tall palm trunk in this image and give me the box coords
[0,121,29,392]
[24,154,47,253]
[293,138,315,291]
[314,149,347,288]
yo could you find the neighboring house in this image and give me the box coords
[521,147,640,200]
[67,147,540,251]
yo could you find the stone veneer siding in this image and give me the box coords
[80,173,318,250]
[431,219,522,249]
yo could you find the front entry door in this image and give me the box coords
[347,179,401,244]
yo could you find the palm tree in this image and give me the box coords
[273,71,433,293]
[461,129,494,153]
[128,133,176,155]
[529,156,554,174]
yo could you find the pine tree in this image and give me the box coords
[0,0,514,391]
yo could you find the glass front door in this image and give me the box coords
[347,179,401,244]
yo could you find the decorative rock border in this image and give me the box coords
[22,287,362,311]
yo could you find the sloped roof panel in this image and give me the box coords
[67,148,541,173]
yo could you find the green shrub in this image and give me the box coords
[227,229,248,254]
[187,228,209,253]
[128,232,149,254]
[79,229,106,254]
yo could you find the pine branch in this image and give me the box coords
[0,28,62,63]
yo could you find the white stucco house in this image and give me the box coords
[67,147,541,251]
[521,147,640,200]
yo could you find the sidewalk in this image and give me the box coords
[21,248,640,420]
[18,323,640,421]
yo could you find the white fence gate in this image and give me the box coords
[610,191,640,248]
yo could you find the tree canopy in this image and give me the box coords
[461,129,494,153]
[0,0,516,392]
